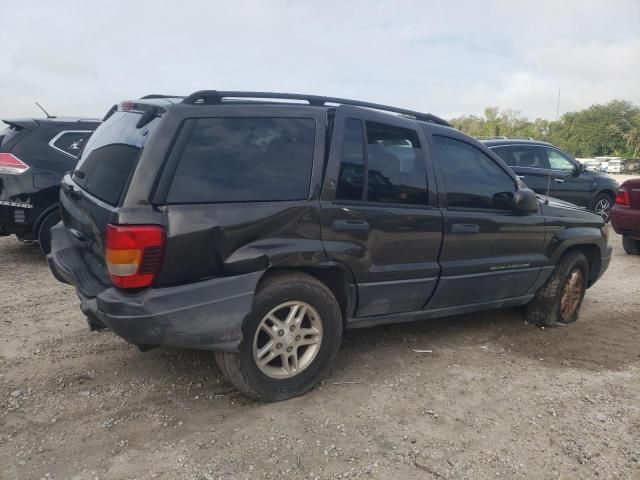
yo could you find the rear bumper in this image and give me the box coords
[0,205,34,238]
[611,205,640,238]
[47,223,262,352]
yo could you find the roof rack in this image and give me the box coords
[140,94,184,100]
[181,90,451,127]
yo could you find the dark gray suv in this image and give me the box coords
[483,139,619,221]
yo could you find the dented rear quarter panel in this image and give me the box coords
[130,104,331,287]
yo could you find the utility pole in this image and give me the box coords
[555,89,561,121]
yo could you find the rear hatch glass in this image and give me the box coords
[73,111,158,205]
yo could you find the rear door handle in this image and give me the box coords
[553,178,566,183]
[450,223,480,234]
[332,219,370,232]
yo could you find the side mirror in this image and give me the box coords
[513,188,538,214]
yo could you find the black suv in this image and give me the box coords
[47,92,611,401]
[0,117,100,252]
[482,139,619,221]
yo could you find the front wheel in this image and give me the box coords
[592,193,613,222]
[622,236,640,255]
[526,251,589,327]
[215,272,343,402]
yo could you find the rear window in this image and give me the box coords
[73,112,157,205]
[166,117,315,204]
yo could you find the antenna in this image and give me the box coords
[35,102,54,119]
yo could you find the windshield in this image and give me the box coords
[73,111,158,205]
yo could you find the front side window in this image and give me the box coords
[167,117,315,203]
[434,136,516,210]
[335,119,427,205]
[545,148,575,172]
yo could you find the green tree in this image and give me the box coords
[449,100,640,158]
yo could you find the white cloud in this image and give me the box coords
[0,0,638,120]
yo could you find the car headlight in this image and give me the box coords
[601,225,610,243]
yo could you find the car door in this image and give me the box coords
[427,134,547,309]
[492,145,551,195]
[320,106,443,317]
[541,146,593,207]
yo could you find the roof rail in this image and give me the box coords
[181,90,451,127]
[140,94,184,100]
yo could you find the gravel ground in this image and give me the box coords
[1,222,639,479]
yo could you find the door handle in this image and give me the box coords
[450,223,480,234]
[553,178,566,183]
[517,175,525,179]
[332,219,370,232]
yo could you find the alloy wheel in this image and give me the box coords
[594,198,611,222]
[560,269,583,321]
[252,301,323,379]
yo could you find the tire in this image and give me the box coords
[37,210,61,255]
[526,251,589,327]
[215,272,343,402]
[591,193,613,223]
[622,236,640,255]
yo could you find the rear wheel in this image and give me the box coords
[215,272,342,402]
[591,193,613,222]
[622,236,640,255]
[526,251,589,327]
[37,210,61,255]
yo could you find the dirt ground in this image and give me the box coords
[1,218,639,479]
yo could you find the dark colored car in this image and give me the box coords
[483,139,618,222]
[0,117,100,252]
[47,92,611,401]
[611,178,640,254]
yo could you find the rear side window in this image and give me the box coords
[507,146,549,169]
[49,131,93,158]
[74,112,157,205]
[336,118,365,201]
[166,117,315,204]
[335,119,427,205]
[434,136,516,210]
[491,146,514,166]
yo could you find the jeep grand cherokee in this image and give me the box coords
[47,91,611,401]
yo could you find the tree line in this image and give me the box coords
[449,100,640,159]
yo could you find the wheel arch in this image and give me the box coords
[31,203,61,239]
[555,243,602,288]
[591,188,616,209]
[257,263,357,327]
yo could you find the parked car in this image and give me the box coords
[483,139,618,221]
[47,92,611,401]
[0,117,100,252]
[611,178,640,254]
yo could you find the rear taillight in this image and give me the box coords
[0,153,29,175]
[105,224,165,289]
[615,187,631,206]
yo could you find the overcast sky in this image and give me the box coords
[1,1,638,121]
